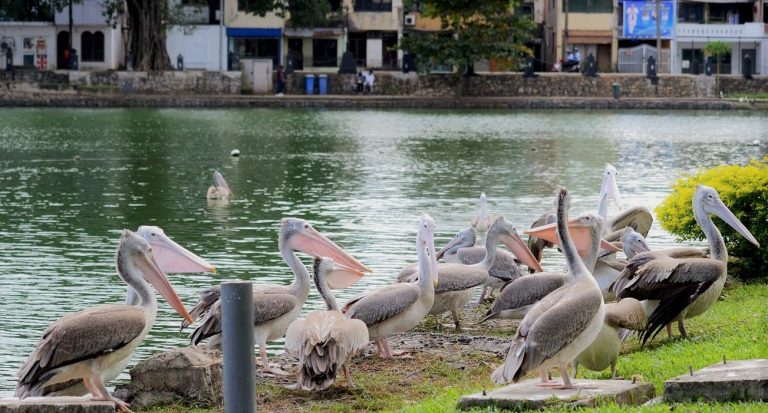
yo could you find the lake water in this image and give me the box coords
[0,108,766,395]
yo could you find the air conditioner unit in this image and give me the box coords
[404,14,417,26]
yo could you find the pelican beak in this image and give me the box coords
[712,198,760,247]
[423,229,439,288]
[524,218,611,258]
[601,240,622,253]
[136,251,193,324]
[290,226,372,273]
[436,236,465,261]
[326,262,366,289]
[150,232,216,274]
[601,166,623,210]
[500,231,543,272]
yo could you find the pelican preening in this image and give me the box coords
[285,257,369,390]
[610,185,759,344]
[470,192,489,235]
[492,188,605,389]
[182,218,370,375]
[207,170,232,200]
[15,230,198,412]
[343,214,439,359]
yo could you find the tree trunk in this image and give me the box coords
[126,0,171,71]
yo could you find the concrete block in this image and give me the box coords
[664,359,768,402]
[0,397,114,413]
[458,379,655,410]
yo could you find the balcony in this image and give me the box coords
[676,23,766,40]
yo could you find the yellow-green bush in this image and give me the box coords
[656,158,768,280]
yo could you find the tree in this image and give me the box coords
[399,0,535,76]
[704,41,730,95]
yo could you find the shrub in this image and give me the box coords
[655,158,768,280]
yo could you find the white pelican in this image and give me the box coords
[343,214,439,359]
[285,257,369,390]
[492,188,605,389]
[183,218,370,375]
[207,170,232,200]
[611,185,759,344]
[15,230,196,412]
[470,192,489,236]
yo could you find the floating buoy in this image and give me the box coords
[749,140,760,146]
[230,149,240,157]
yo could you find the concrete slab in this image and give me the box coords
[664,359,768,403]
[458,378,655,410]
[0,397,115,413]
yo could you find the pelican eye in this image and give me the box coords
[303,224,309,229]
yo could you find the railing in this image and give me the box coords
[676,23,766,39]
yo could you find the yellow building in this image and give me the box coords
[544,0,614,71]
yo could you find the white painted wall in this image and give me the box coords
[60,26,123,70]
[166,25,225,71]
[0,22,56,69]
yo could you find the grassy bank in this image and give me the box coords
[146,283,768,412]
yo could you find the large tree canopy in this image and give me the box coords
[400,0,535,74]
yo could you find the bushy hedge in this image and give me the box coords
[656,158,768,280]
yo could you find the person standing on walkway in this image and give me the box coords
[276,65,286,96]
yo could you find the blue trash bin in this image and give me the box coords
[318,74,328,95]
[304,74,316,95]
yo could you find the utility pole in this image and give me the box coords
[68,0,73,69]
[219,0,224,71]
[562,0,569,61]
[655,0,661,68]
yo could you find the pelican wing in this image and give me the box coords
[609,206,653,237]
[434,264,488,293]
[395,262,418,283]
[615,255,723,344]
[482,273,566,322]
[16,304,145,398]
[180,286,221,331]
[343,283,420,327]
[189,291,298,345]
[457,247,524,282]
[604,298,647,330]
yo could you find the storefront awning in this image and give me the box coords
[226,28,282,38]
[568,30,612,44]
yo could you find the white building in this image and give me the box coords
[166,0,227,70]
[0,22,57,70]
[54,0,124,70]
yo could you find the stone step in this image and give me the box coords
[458,378,655,410]
[664,358,768,403]
[0,397,115,413]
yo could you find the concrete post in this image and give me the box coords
[221,281,255,413]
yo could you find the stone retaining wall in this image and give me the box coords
[285,72,768,98]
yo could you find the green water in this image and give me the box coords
[0,108,766,394]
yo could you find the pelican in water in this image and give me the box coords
[436,225,537,305]
[492,187,605,389]
[285,257,369,390]
[481,216,618,323]
[182,218,370,375]
[343,214,439,358]
[573,297,647,379]
[470,192,489,236]
[611,185,759,344]
[15,230,195,412]
[29,226,215,398]
[207,170,232,199]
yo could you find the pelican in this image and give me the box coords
[285,257,369,390]
[207,170,232,199]
[598,164,653,239]
[492,187,605,389]
[481,216,618,323]
[526,210,555,272]
[15,230,195,412]
[470,192,489,236]
[436,225,536,305]
[343,214,439,359]
[573,297,647,379]
[611,185,759,344]
[31,226,215,397]
[183,218,370,375]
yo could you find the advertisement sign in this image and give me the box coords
[623,1,674,39]
[35,38,47,70]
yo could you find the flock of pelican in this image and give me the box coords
[11,165,759,411]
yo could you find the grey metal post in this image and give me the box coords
[221,281,256,413]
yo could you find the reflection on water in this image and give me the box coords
[0,108,766,394]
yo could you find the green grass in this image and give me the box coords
[724,92,768,100]
[147,284,768,412]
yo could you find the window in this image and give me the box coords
[81,31,104,62]
[562,0,612,13]
[678,2,703,23]
[354,0,392,12]
[232,38,280,67]
[312,39,337,67]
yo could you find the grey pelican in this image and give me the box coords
[611,185,759,344]
[470,192,489,236]
[31,226,215,398]
[207,170,232,199]
[598,164,653,239]
[15,230,195,412]
[284,257,369,390]
[436,225,536,305]
[183,218,370,375]
[343,214,439,359]
[480,216,618,323]
[492,187,605,389]
[573,297,647,379]
[526,211,556,272]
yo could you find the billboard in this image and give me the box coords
[623,1,675,39]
